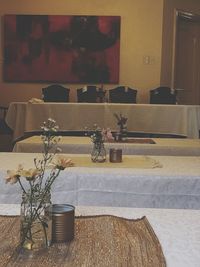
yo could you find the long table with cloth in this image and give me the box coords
[13,135,200,156]
[1,152,200,209]
[6,102,200,141]
[0,204,200,267]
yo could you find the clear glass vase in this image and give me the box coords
[91,142,106,162]
[20,191,52,251]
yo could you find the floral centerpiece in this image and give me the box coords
[96,85,107,103]
[114,113,128,141]
[5,118,73,251]
[85,124,113,162]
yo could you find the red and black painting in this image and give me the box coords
[4,15,120,83]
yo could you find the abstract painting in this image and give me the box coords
[4,15,120,83]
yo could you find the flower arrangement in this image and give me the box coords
[85,124,113,162]
[86,124,113,144]
[114,113,128,133]
[96,85,107,103]
[5,118,73,250]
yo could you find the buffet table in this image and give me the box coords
[1,153,200,209]
[13,136,200,156]
[6,102,200,141]
[0,204,200,267]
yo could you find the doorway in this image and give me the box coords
[173,11,200,105]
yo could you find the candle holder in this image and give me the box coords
[52,204,75,243]
[109,148,122,163]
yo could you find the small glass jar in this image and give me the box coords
[20,190,52,251]
[91,142,106,163]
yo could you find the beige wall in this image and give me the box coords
[0,0,164,106]
[161,0,200,86]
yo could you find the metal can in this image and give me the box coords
[109,148,122,163]
[52,204,75,243]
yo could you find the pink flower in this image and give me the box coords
[102,128,114,141]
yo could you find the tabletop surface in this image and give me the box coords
[0,204,200,267]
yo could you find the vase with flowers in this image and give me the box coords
[114,113,128,141]
[5,118,73,251]
[86,124,113,163]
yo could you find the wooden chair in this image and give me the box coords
[0,106,12,134]
[77,85,100,103]
[109,86,137,103]
[150,87,177,104]
[42,84,70,102]
[0,106,13,151]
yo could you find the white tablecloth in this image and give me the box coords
[13,136,200,156]
[1,153,200,209]
[0,204,200,267]
[6,102,200,141]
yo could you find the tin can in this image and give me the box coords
[52,204,75,243]
[109,148,122,163]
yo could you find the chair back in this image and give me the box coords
[42,84,70,102]
[109,86,137,103]
[150,87,177,104]
[77,85,99,103]
[0,106,12,134]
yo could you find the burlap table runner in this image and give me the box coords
[71,155,162,168]
[0,215,166,267]
[108,138,156,144]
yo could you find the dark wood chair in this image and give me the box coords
[0,106,13,151]
[42,84,70,102]
[0,106,12,134]
[150,87,177,104]
[77,85,100,103]
[109,86,137,103]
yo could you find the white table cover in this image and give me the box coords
[0,204,199,267]
[0,153,200,209]
[13,136,200,156]
[6,102,200,141]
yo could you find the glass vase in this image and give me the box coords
[20,191,52,251]
[91,142,106,162]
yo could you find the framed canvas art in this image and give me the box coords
[4,15,120,83]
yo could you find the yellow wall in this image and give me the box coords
[0,0,164,106]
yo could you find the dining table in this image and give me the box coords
[5,102,200,141]
[0,204,199,267]
[13,135,200,156]
[1,152,200,209]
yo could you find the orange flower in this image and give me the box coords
[5,164,23,184]
[20,168,41,181]
[53,156,74,170]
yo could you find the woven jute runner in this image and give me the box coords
[108,138,156,144]
[71,155,162,168]
[0,215,166,267]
